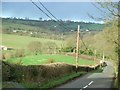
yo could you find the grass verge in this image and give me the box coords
[3,66,104,89]
[91,67,104,73]
[114,76,120,90]
[22,67,104,90]
[21,72,87,90]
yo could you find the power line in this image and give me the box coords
[81,37,88,50]
[31,0,71,31]
[31,0,89,52]
[38,0,58,20]
[79,29,89,52]
[30,0,53,20]
[38,0,73,31]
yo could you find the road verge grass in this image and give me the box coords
[21,72,87,90]
[3,63,104,89]
[90,67,103,73]
[114,76,120,90]
[21,67,104,90]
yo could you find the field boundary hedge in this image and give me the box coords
[2,61,100,84]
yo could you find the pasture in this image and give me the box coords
[2,34,96,66]
[6,54,95,66]
[1,34,63,49]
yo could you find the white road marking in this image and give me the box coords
[88,81,93,85]
[83,85,88,88]
[80,81,94,90]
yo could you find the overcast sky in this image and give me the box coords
[2,2,110,23]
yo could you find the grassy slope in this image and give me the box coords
[6,54,95,65]
[1,34,63,49]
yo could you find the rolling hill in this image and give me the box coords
[2,18,105,33]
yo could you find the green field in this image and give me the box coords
[2,34,95,66]
[6,54,95,66]
[1,34,63,49]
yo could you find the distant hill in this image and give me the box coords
[2,18,105,40]
[2,18,105,32]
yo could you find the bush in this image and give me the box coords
[2,53,5,59]
[15,59,23,65]
[79,50,85,54]
[46,59,55,64]
[87,49,94,56]
[79,49,94,56]
[15,49,25,57]
[28,41,42,54]
[9,65,24,82]
[2,61,96,84]
[4,53,13,59]
[2,62,11,81]
[43,42,58,54]
[62,47,75,52]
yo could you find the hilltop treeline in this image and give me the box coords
[2,17,105,32]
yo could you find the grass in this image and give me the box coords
[6,54,95,65]
[2,64,104,89]
[91,67,104,73]
[21,72,86,89]
[114,76,120,90]
[1,34,63,49]
[40,72,86,89]
[21,68,104,89]
[2,82,16,88]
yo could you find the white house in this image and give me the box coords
[13,30,17,33]
[86,29,89,32]
[0,45,7,50]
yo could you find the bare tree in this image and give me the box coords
[89,2,120,88]
[88,2,119,21]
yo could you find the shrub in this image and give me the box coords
[46,59,55,64]
[2,62,11,81]
[9,66,23,82]
[28,41,42,54]
[4,53,13,59]
[87,49,94,56]
[15,59,23,65]
[2,53,5,59]
[62,47,75,52]
[2,61,96,84]
[15,49,25,57]
[79,50,85,54]
[43,42,58,54]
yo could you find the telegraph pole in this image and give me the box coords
[76,25,80,73]
[102,51,105,62]
[102,51,105,66]
[100,52,103,68]
[94,50,96,69]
